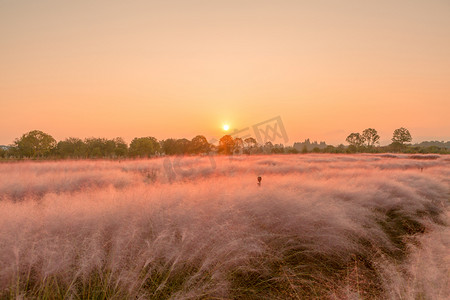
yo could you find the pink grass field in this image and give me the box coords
[0,154,448,299]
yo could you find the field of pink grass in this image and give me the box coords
[0,154,448,299]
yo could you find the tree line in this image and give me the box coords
[344,127,416,153]
[0,127,447,159]
[0,131,287,159]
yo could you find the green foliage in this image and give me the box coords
[285,147,299,154]
[345,128,381,152]
[301,145,308,154]
[2,128,446,160]
[85,138,107,158]
[388,141,404,153]
[114,137,128,157]
[312,147,321,153]
[176,138,191,154]
[323,145,345,153]
[161,138,193,155]
[14,130,56,158]
[418,146,448,154]
[161,138,177,155]
[56,137,128,159]
[346,133,365,148]
[346,145,357,153]
[362,128,380,147]
[57,137,87,158]
[189,135,211,154]
[129,137,160,157]
[392,127,412,145]
[271,144,284,154]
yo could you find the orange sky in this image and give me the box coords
[1,0,449,146]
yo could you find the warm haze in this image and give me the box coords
[1,0,449,145]
[1,2,450,298]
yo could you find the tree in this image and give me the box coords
[324,145,336,153]
[271,144,284,154]
[345,133,365,148]
[114,137,128,157]
[243,137,257,154]
[161,139,178,155]
[6,145,18,158]
[175,138,191,154]
[14,130,56,158]
[346,145,357,153]
[388,141,403,152]
[233,138,244,154]
[56,137,87,158]
[84,137,108,158]
[190,135,210,154]
[129,137,160,157]
[218,135,235,155]
[264,141,274,153]
[301,145,308,154]
[104,139,116,157]
[392,127,412,145]
[285,146,299,154]
[161,138,191,155]
[362,128,380,147]
[244,137,257,148]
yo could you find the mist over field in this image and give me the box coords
[0,154,448,299]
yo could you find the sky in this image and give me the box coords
[1,0,449,146]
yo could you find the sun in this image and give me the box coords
[223,124,230,131]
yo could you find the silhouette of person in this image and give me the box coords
[257,176,262,186]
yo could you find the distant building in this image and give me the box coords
[293,139,327,151]
[0,145,10,150]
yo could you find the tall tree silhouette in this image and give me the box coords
[14,130,56,158]
[218,135,235,155]
[392,127,412,145]
[362,128,380,147]
[345,133,365,148]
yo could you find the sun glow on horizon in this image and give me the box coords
[0,1,449,145]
